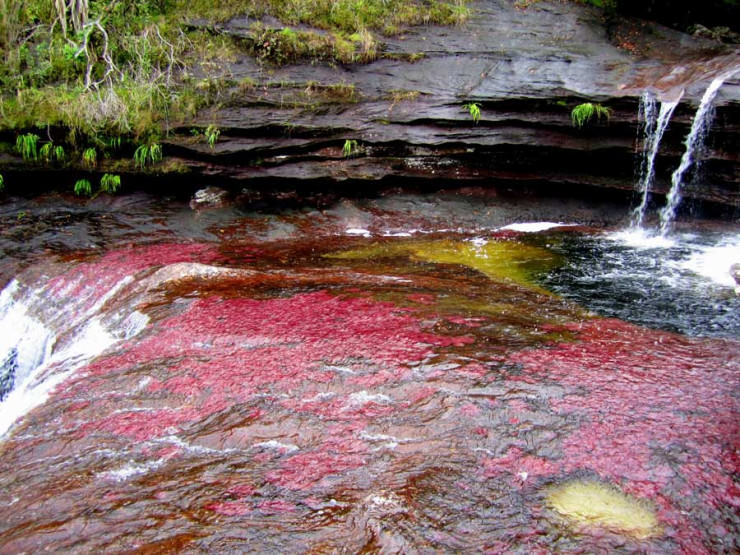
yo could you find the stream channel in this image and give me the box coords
[0,187,737,552]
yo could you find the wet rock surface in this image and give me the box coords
[163,0,740,209]
[0,193,737,552]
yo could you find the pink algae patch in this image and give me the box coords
[48,243,220,299]
[482,446,557,480]
[205,501,252,516]
[506,318,740,550]
[266,450,366,490]
[76,290,466,441]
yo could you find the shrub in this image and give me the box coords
[571,102,611,127]
[74,178,92,196]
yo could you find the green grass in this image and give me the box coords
[82,147,97,168]
[205,124,220,149]
[571,102,611,127]
[179,0,470,33]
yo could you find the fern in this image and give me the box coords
[74,178,92,196]
[205,125,220,149]
[463,102,481,124]
[82,147,97,168]
[54,145,66,161]
[571,103,611,128]
[0,174,4,191]
[134,143,163,169]
[342,139,360,158]
[100,173,121,194]
[15,133,39,161]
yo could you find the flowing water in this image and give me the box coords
[659,68,740,235]
[0,192,737,553]
[630,93,681,229]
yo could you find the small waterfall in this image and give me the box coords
[659,69,739,235]
[630,93,681,229]
[0,271,149,438]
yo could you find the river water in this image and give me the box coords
[0,190,737,553]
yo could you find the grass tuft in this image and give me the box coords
[100,173,121,193]
[15,133,40,161]
[134,142,163,169]
[74,178,92,196]
[571,102,611,127]
[463,102,481,124]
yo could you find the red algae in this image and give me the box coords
[504,318,739,551]
[72,290,466,442]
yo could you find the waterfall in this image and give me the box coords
[0,273,149,438]
[659,69,739,235]
[630,93,681,229]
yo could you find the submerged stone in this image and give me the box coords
[546,480,661,539]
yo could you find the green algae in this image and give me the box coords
[328,238,560,290]
[547,480,661,540]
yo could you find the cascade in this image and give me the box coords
[0,272,148,438]
[630,92,681,229]
[659,69,739,235]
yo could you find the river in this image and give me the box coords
[0,190,737,552]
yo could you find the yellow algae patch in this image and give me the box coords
[547,480,661,539]
[328,239,559,290]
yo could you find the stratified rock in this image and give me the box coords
[165,0,739,211]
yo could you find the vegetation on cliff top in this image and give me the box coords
[0,0,469,149]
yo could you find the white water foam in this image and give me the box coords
[608,228,677,249]
[498,222,577,233]
[346,228,372,237]
[679,236,740,288]
[0,276,150,439]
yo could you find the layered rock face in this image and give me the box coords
[166,0,739,211]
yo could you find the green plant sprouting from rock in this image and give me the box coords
[40,142,67,163]
[100,173,121,193]
[82,147,97,168]
[205,124,220,149]
[571,102,611,127]
[463,102,481,124]
[15,133,40,161]
[0,174,4,191]
[74,178,92,196]
[342,139,361,158]
[134,143,163,169]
